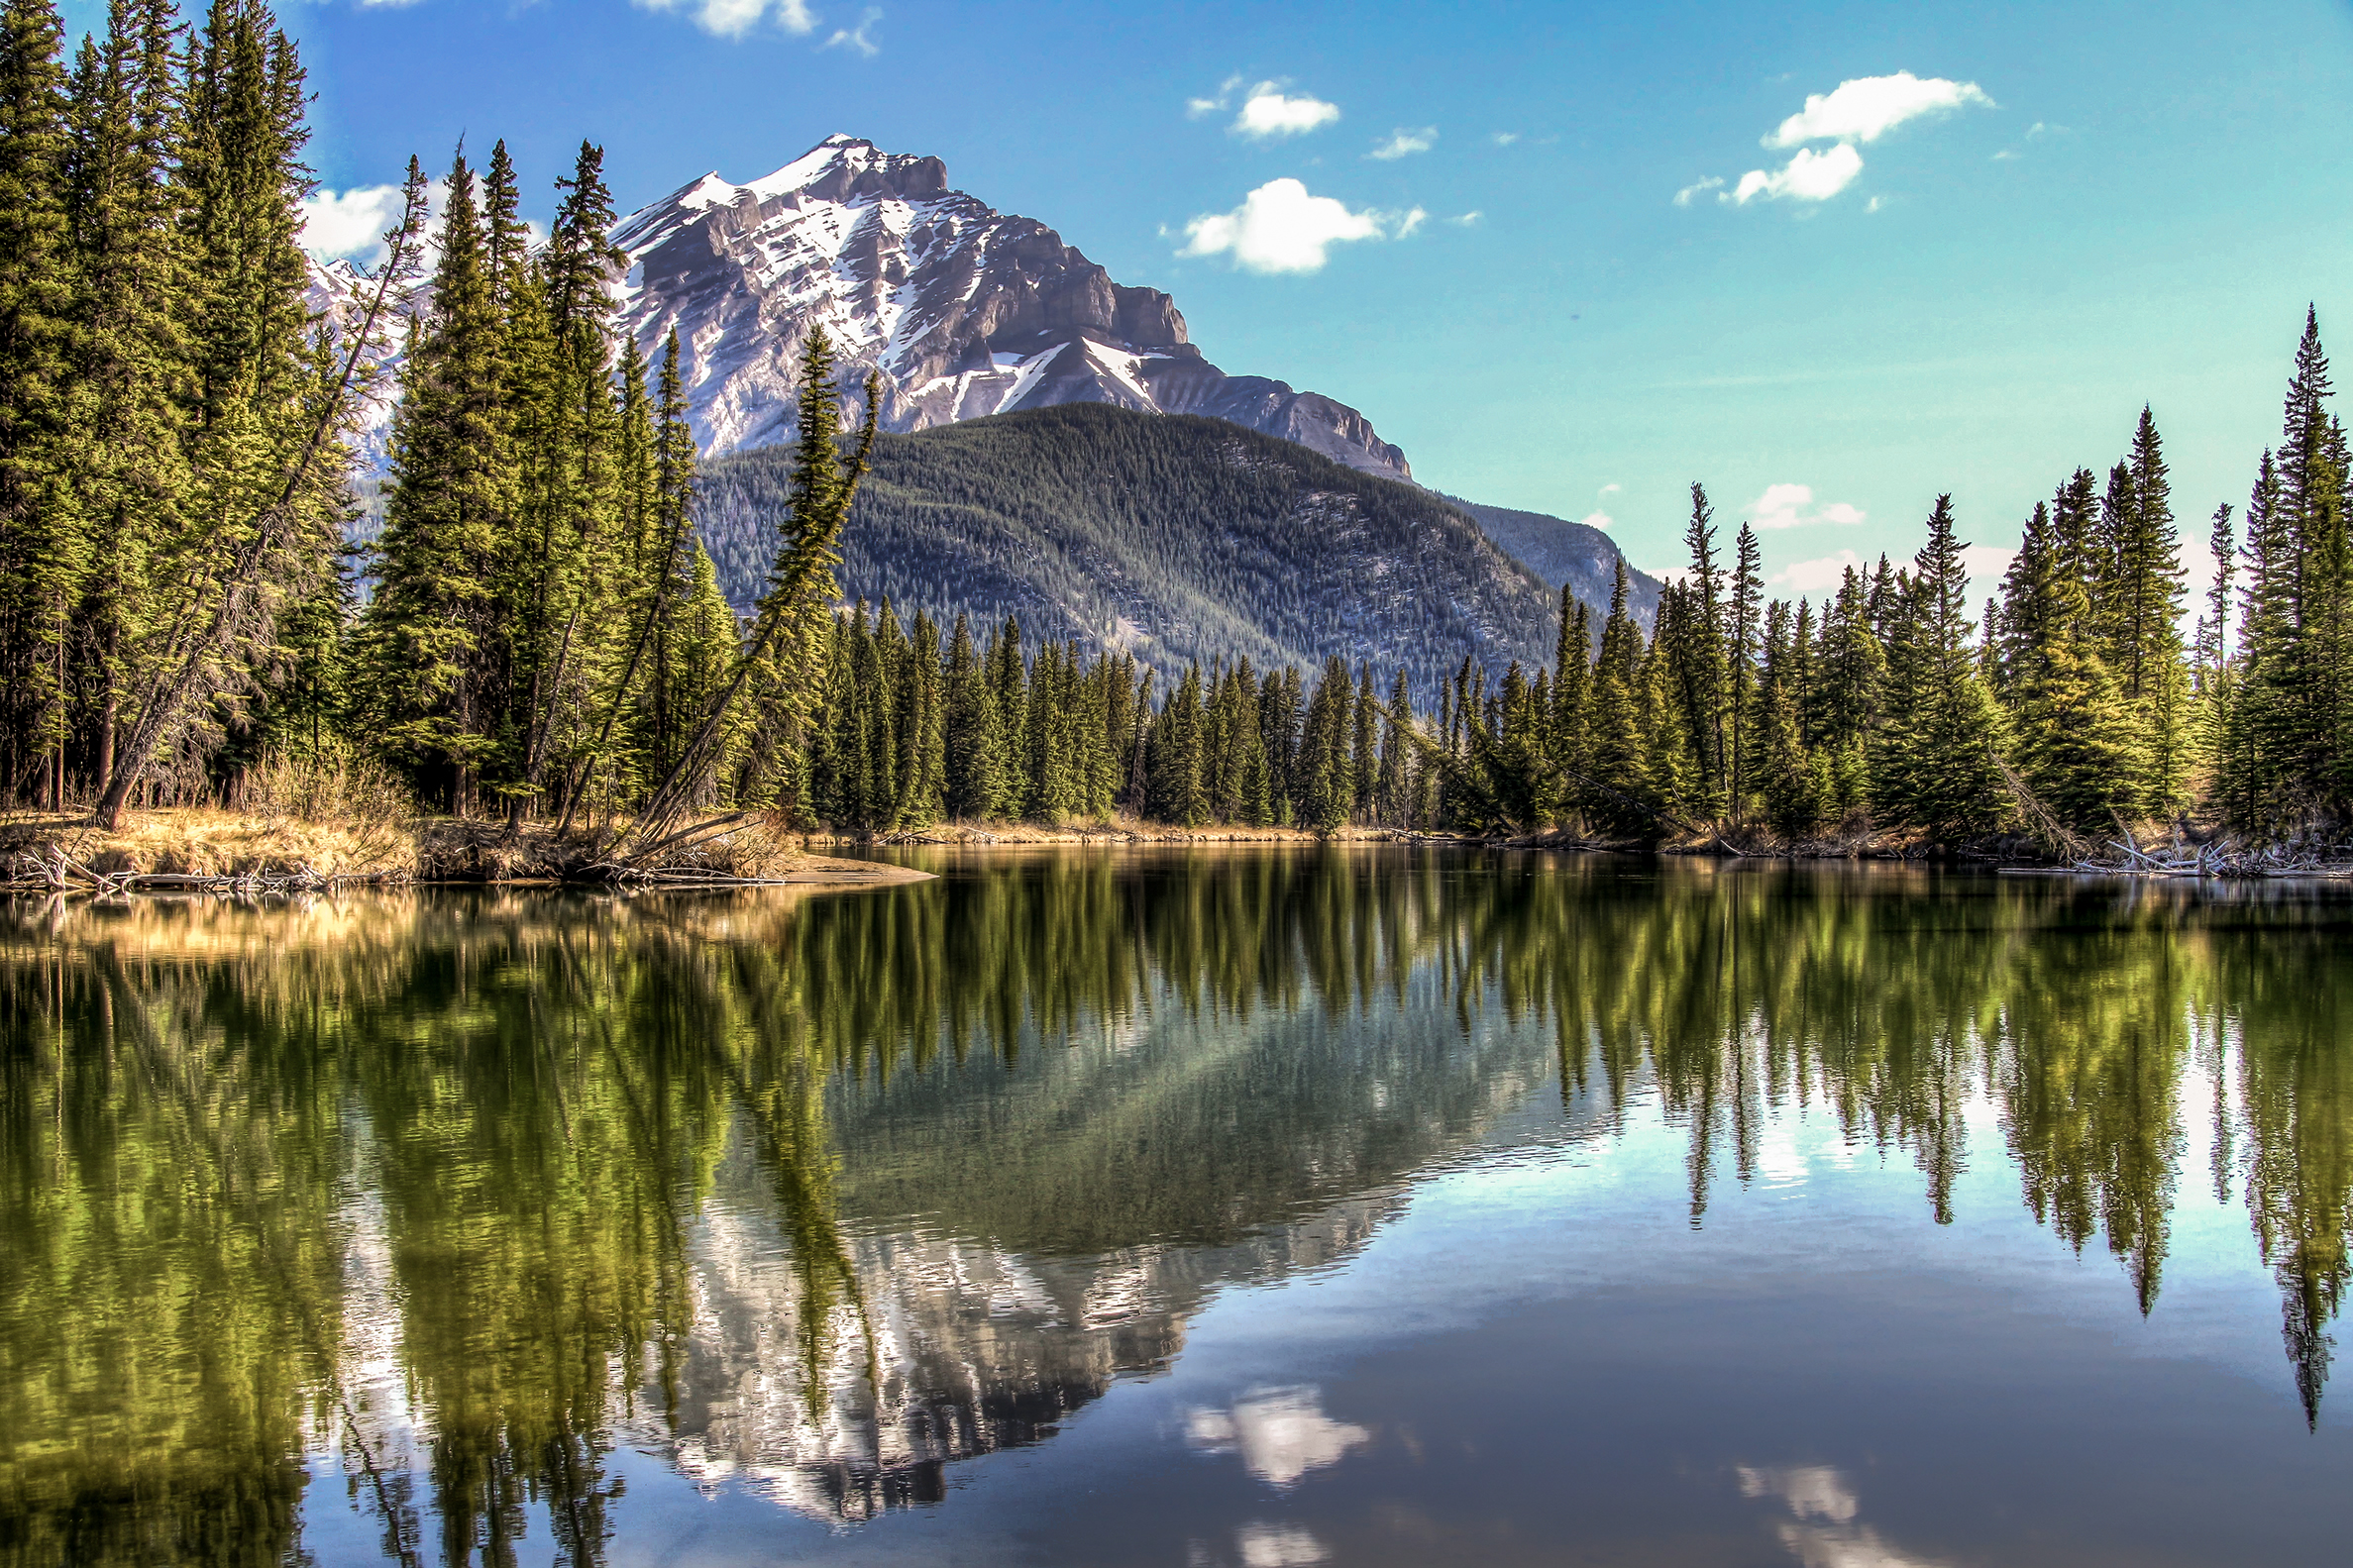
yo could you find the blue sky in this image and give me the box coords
[73,0,2353,594]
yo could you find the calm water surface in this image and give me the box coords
[4,849,2351,1566]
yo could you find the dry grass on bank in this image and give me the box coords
[0,798,916,889]
[2,806,417,881]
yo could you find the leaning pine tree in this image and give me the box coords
[623,327,878,856]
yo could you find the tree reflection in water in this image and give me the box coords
[0,852,2347,1566]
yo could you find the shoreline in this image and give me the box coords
[6,808,2345,892]
[0,810,934,895]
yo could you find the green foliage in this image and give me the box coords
[2212,311,2353,834]
[0,0,86,805]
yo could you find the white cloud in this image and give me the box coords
[1769,550,1865,594]
[1748,482,1867,530]
[633,0,812,40]
[1189,73,1244,118]
[823,6,879,54]
[1685,70,1992,210]
[1866,194,1885,213]
[1991,148,2019,160]
[1233,83,1340,139]
[1394,206,1428,238]
[1491,131,1520,146]
[1729,143,1864,204]
[1178,178,1397,272]
[1367,126,1436,160]
[1445,210,1483,226]
[303,174,546,265]
[300,184,407,262]
[1765,71,1993,148]
[1600,482,1623,496]
[1578,510,1614,529]
[1961,543,2016,586]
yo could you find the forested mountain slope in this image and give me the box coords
[1449,497,1663,633]
[695,404,1564,694]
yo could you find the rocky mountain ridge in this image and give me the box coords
[613,134,1412,479]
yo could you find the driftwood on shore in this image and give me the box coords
[1999,837,2353,880]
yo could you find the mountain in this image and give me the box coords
[615,134,1411,480]
[325,133,1661,678]
[1448,497,1663,632]
[694,403,1554,695]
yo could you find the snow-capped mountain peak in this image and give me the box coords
[613,136,1410,478]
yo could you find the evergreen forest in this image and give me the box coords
[3,0,2351,850]
[694,404,1571,700]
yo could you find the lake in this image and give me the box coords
[3,848,2350,1566]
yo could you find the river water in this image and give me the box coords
[2,848,2349,1566]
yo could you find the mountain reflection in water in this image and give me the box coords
[0,849,2349,1567]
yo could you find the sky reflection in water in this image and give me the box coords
[1,848,2350,1566]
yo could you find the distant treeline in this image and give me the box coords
[1426,313,2346,846]
[775,313,2351,846]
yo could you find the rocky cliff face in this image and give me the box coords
[614,135,1412,479]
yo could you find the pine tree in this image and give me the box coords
[363,147,509,810]
[1350,663,1377,823]
[1586,560,1650,834]
[1149,663,1208,826]
[1674,484,1729,809]
[2107,408,2194,813]
[1376,669,1412,826]
[2222,451,2294,826]
[632,324,876,846]
[941,612,1002,819]
[88,12,420,829]
[2280,311,2352,812]
[1727,520,1762,818]
[667,543,739,807]
[1754,614,1821,843]
[1297,657,1350,831]
[1878,495,2008,838]
[2197,502,2236,695]
[62,0,189,799]
[0,0,82,804]
[1260,666,1301,824]
[1998,498,2142,834]
[500,143,623,822]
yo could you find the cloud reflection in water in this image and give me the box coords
[1186,1386,1370,1489]
[1740,1464,1948,1568]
